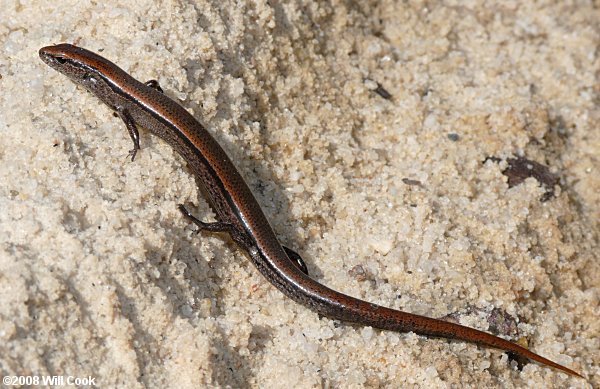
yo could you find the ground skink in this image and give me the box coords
[39,44,582,378]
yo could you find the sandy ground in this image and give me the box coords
[1,1,598,388]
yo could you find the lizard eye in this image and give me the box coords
[54,56,67,64]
